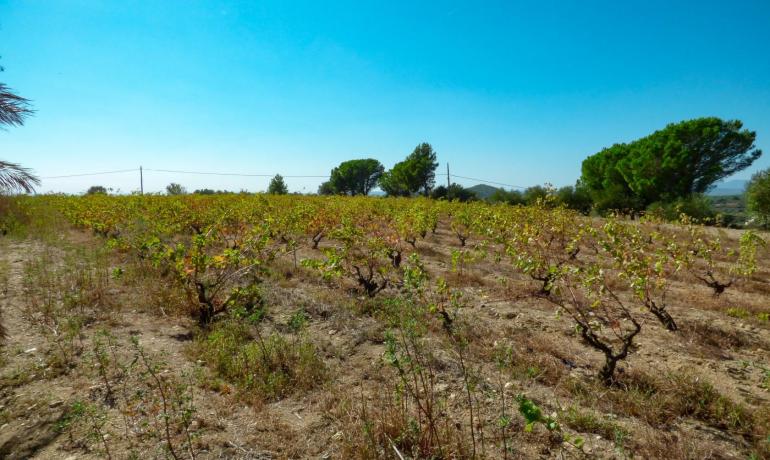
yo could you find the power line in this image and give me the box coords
[38,167,528,190]
[439,173,526,189]
[40,168,138,179]
[144,168,330,178]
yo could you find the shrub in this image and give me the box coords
[646,194,715,222]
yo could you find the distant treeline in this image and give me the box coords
[80,117,767,227]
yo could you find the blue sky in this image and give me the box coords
[2,0,769,194]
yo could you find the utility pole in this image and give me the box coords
[140,166,144,195]
[447,163,450,188]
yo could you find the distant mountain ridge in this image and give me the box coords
[466,184,500,199]
[708,179,748,196]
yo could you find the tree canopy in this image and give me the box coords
[489,188,525,206]
[317,181,336,196]
[379,143,439,197]
[555,184,593,214]
[1,63,38,194]
[580,117,762,213]
[166,183,187,195]
[747,169,770,228]
[267,174,288,195]
[326,158,384,195]
[0,161,40,194]
[87,185,108,195]
[0,83,32,128]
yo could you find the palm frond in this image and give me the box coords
[0,83,33,127]
[0,160,40,193]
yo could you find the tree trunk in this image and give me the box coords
[650,306,677,331]
[599,357,617,386]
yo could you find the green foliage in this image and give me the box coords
[581,142,640,212]
[379,142,439,196]
[86,185,108,195]
[516,395,585,448]
[706,195,746,228]
[267,174,288,195]
[581,117,761,213]
[522,185,549,205]
[196,319,326,401]
[646,194,716,222]
[0,81,34,127]
[193,188,232,195]
[0,196,34,235]
[288,309,309,332]
[487,184,590,212]
[732,230,765,279]
[226,285,266,324]
[726,307,750,319]
[746,168,770,228]
[317,180,336,195]
[0,161,40,194]
[488,188,525,205]
[517,394,559,432]
[165,182,187,195]
[302,215,397,296]
[327,158,384,195]
[561,406,628,442]
[431,183,477,202]
[555,184,593,214]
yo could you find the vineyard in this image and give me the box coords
[1,194,770,459]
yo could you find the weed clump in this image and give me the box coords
[194,319,326,401]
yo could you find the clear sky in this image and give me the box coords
[2,0,769,194]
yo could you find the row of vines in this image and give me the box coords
[22,193,768,457]
[40,193,766,385]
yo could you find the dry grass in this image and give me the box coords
[679,320,761,357]
[566,369,758,437]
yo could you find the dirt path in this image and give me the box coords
[0,239,218,458]
[0,239,70,459]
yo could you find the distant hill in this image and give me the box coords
[708,179,748,196]
[467,184,500,199]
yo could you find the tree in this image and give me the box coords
[267,174,288,195]
[379,143,439,197]
[87,185,108,195]
[581,118,762,213]
[0,83,33,128]
[317,181,336,196]
[747,169,770,228]
[0,161,39,194]
[556,184,593,214]
[489,188,525,205]
[379,162,413,197]
[407,143,439,196]
[166,183,187,195]
[0,72,38,194]
[328,159,384,195]
[431,183,476,202]
[522,185,549,205]
[581,143,640,213]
